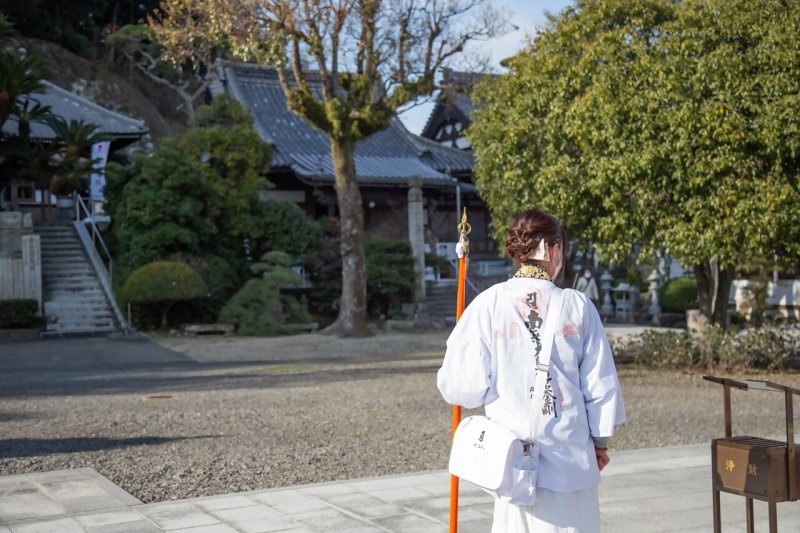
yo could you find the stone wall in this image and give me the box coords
[0,212,42,313]
[732,279,800,320]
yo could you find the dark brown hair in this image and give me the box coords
[505,209,567,266]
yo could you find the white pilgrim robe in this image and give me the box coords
[438,278,626,494]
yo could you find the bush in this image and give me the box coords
[660,278,698,312]
[250,200,322,261]
[0,299,40,328]
[306,229,417,321]
[613,326,799,371]
[122,261,208,329]
[306,218,343,320]
[612,330,701,368]
[366,238,415,318]
[218,251,313,336]
[168,253,241,323]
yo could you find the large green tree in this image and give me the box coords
[104,115,272,268]
[151,0,506,336]
[469,0,800,327]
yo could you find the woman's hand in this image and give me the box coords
[595,447,610,472]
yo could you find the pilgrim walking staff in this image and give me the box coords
[450,208,471,533]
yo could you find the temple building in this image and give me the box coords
[1,80,148,221]
[213,62,500,259]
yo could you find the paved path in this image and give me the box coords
[2,443,800,532]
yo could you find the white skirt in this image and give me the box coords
[491,486,600,533]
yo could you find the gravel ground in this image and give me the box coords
[1,331,799,504]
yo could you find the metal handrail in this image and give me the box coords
[448,257,479,298]
[75,194,113,283]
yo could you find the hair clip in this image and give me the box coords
[524,238,550,262]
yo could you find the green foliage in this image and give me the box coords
[469,0,800,318]
[218,251,312,336]
[196,94,254,128]
[2,1,162,56]
[121,261,208,328]
[251,200,322,261]
[45,117,108,195]
[104,149,217,267]
[305,218,343,319]
[167,253,241,323]
[104,124,271,269]
[0,299,40,328]
[366,239,415,318]
[660,278,698,313]
[307,233,416,320]
[613,326,799,372]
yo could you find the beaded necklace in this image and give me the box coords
[513,264,552,281]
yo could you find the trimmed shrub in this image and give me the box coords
[122,261,208,329]
[218,251,313,336]
[0,299,40,328]
[660,278,698,312]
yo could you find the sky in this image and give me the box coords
[398,0,574,135]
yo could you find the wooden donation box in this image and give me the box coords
[704,376,800,533]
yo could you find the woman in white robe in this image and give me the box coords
[438,208,626,533]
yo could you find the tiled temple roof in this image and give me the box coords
[3,81,148,145]
[216,62,474,190]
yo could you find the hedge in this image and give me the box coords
[0,299,39,328]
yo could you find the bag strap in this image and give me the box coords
[527,287,564,438]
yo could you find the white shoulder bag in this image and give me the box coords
[448,287,563,506]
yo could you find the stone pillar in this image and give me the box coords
[408,176,426,303]
[21,234,42,314]
[600,270,614,318]
[647,270,661,325]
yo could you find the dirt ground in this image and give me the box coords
[2,330,800,503]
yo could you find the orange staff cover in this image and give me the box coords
[450,209,471,533]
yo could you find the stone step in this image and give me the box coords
[41,255,87,262]
[44,276,99,284]
[45,292,107,301]
[34,228,75,239]
[41,248,84,255]
[42,275,95,284]
[44,306,114,317]
[44,286,103,295]
[41,246,83,253]
[42,261,91,268]
[45,278,101,286]
[43,325,117,335]
[45,300,110,308]
[42,237,80,248]
[48,317,116,327]
[48,319,116,330]
[43,269,96,276]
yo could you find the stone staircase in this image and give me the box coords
[424,279,477,324]
[35,224,120,336]
[425,280,458,320]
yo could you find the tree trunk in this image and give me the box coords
[180,93,198,129]
[321,137,371,337]
[695,261,735,329]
